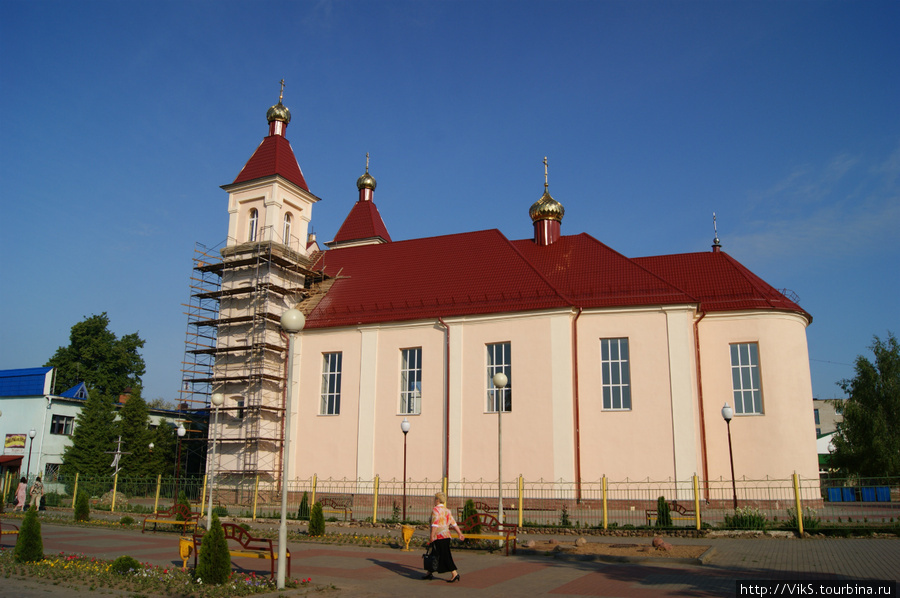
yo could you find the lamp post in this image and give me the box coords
[206,392,225,530]
[492,372,508,526]
[721,403,738,509]
[278,308,305,589]
[26,429,36,478]
[173,423,186,504]
[401,417,411,521]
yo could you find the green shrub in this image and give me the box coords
[74,492,90,522]
[461,499,481,534]
[195,513,232,585]
[119,516,135,526]
[560,504,571,527]
[212,505,228,517]
[14,507,44,563]
[787,507,821,532]
[298,491,310,520]
[43,492,62,507]
[309,502,326,537]
[111,555,142,574]
[656,496,672,527]
[724,506,768,530]
[176,491,191,521]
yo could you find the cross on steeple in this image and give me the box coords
[279,79,285,103]
[366,152,370,174]
[543,156,549,191]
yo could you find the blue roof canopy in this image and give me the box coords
[0,367,53,397]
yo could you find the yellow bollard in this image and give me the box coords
[693,474,701,530]
[517,474,524,528]
[602,475,608,530]
[793,472,804,536]
[372,475,379,524]
[153,474,161,513]
[111,473,119,512]
[252,474,260,521]
[200,474,208,519]
[72,472,80,512]
[311,474,317,507]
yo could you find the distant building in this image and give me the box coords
[0,367,180,483]
[185,94,819,494]
[813,397,844,437]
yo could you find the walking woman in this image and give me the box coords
[13,476,27,511]
[425,491,464,583]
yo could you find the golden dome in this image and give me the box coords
[530,188,565,222]
[357,172,376,191]
[266,101,291,124]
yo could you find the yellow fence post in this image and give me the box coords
[517,474,524,528]
[252,474,260,521]
[200,474,208,519]
[153,474,161,513]
[602,475,608,530]
[793,472,804,536]
[111,473,119,512]
[442,476,448,497]
[373,475,379,524]
[693,474,701,530]
[311,474,318,507]
[72,472,79,511]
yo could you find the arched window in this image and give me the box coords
[248,209,258,242]
[283,213,292,246]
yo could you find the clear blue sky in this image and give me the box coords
[1,0,897,403]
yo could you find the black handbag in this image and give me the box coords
[423,544,439,573]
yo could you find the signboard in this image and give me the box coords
[4,434,26,455]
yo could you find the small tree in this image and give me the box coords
[195,513,231,585]
[298,491,310,520]
[74,492,90,522]
[656,496,672,527]
[461,499,481,534]
[176,491,191,521]
[308,502,326,536]
[14,507,44,563]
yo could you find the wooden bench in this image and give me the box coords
[142,503,200,534]
[452,512,518,556]
[645,501,696,526]
[318,496,353,521]
[193,523,290,578]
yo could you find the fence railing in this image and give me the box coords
[3,470,897,532]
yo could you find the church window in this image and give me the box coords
[601,338,631,410]
[283,213,292,245]
[248,209,259,242]
[486,342,512,412]
[400,348,422,415]
[731,342,762,414]
[321,352,342,415]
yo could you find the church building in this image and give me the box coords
[184,92,819,496]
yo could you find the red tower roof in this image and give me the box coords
[329,199,392,246]
[232,134,309,191]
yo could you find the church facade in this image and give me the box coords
[196,95,818,493]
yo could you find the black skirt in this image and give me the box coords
[431,538,457,573]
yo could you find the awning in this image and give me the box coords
[0,455,23,465]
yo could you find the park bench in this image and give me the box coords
[318,496,353,521]
[142,503,200,534]
[645,500,696,526]
[452,512,518,556]
[192,522,290,578]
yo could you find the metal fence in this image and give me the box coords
[3,470,897,531]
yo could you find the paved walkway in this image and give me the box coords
[1,515,898,597]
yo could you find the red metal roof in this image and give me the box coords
[330,199,392,245]
[232,135,309,191]
[633,251,810,320]
[305,230,810,329]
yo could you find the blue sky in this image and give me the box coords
[1,0,897,403]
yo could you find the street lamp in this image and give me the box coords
[174,423,186,504]
[721,403,738,509]
[401,417,411,521]
[278,308,305,589]
[492,372,508,527]
[206,392,225,530]
[26,429,36,478]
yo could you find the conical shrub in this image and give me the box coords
[74,492,90,522]
[308,502,325,537]
[195,512,231,585]
[14,506,44,563]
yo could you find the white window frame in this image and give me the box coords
[50,414,75,435]
[486,342,512,413]
[320,352,342,415]
[282,212,292,245]
[601,337,632,410]
[248,208,259,242]
[730,342,762,414]
[400,347,422,415]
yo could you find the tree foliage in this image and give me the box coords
[195,513,232,585]
[45,313,145,397]
[61,390,117,479]
[114,392,153,478]
[830,332,900,478]
[14,507,44,563]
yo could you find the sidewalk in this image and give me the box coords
[2,513,898,597]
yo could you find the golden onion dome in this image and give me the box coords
[266,101,291,124]
[357,171,376,191]
[530,188,565,222]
